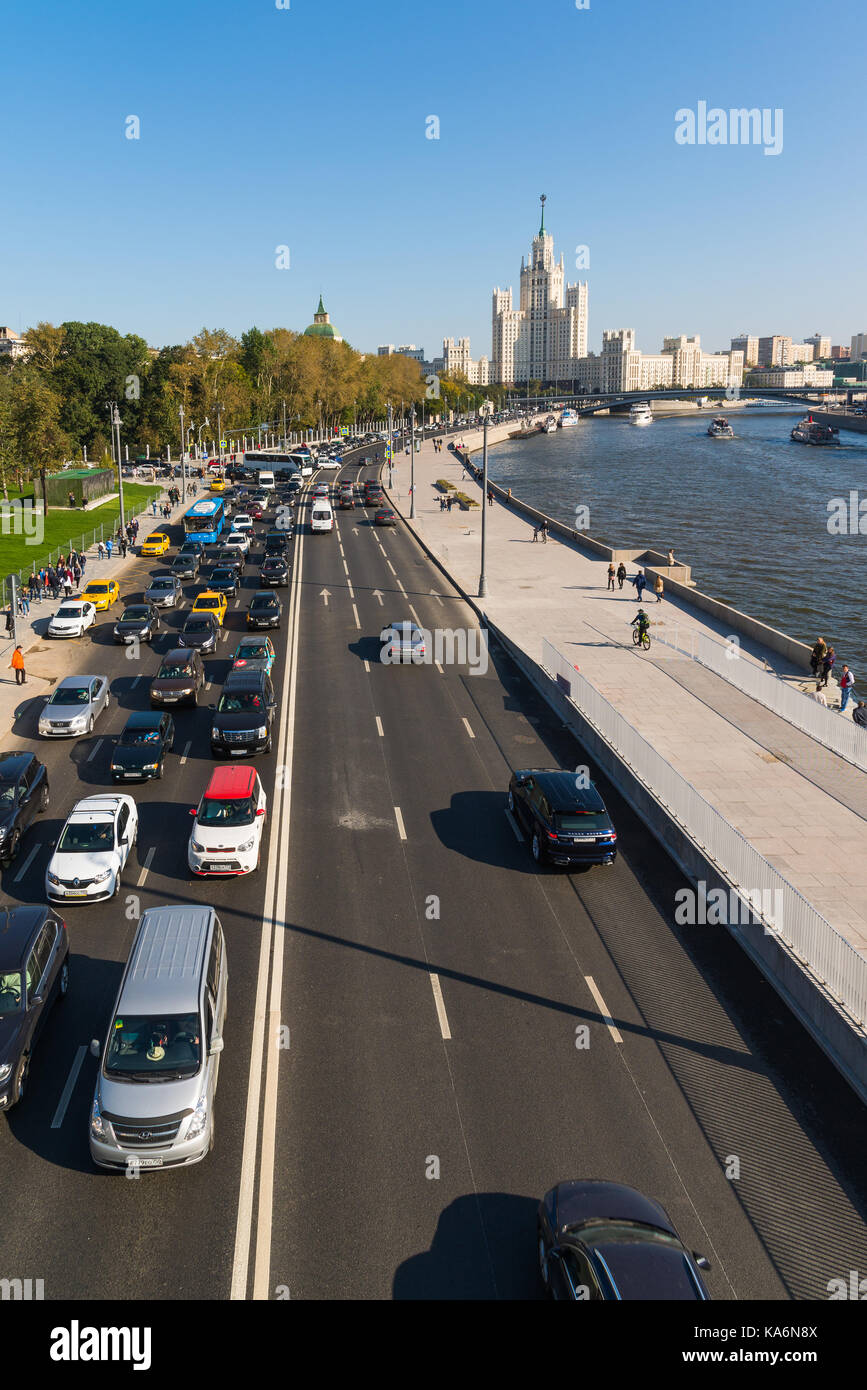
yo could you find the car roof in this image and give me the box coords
[224,668,268,689]
[252,590,278,600]
[120,906,213,1014]
[56,674,102,688]
[204,765,257,800]
[68,795,123,820]
[516,769,605,811]
[0,905,48,968]
[0,752,35,778]
[123,711,164,730]
[586,1240,703,1301]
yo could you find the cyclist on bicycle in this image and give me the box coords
[632,608,650,640]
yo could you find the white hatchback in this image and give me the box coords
[47,601,96,639]
[225,530,251,554]
[46,794,138,903]
[188,764,267,876]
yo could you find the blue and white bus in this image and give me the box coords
[183,496,226,546]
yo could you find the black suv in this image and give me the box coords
[211,669,276,757]
[247,591,282,630]
[0,754,50,867]
[210,565,240,597]
[180,613,219,654]
[260,556,289,587]
[263,529,290,556]
[0,905,70,1109]
[507,769,617,868]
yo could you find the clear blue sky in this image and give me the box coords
[2,0,864,358]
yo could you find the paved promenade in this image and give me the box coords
[386,432,867,958]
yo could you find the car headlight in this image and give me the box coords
[238,837,256,852]
[92,868,112,884]
[186,1095,208,1141]
[110,763,122,772]
[46,871,61,885]
[211,728,220,740]
[0,827,6,842]
[142,763,159,772]
[256,726,267,738]
[70,717,87,730]
[190,839,205,853]
[90,1096,106,1138]
[0,1062,12,1084]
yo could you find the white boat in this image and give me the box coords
[707,416,734,438]
[559,408,579,428]
[629,402,653,426]
[544,415,557,433]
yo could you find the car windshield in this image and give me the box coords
[218,691,263,711]
[158,663,194,680]
[57,819,114,852]
[104,1012,201,1079]
[0,972,23,1015]
[87,585,109,594]
[237,644,268,660]
[145,537,162,545]
[252,597,277,609]
[120,607,149,621]
[48,686,91,705]
[56,606,83,618]
[195,598,217,609]
[120,726,162,746]
[183,619,211,633]
[212,569,233,581]
[150,578,174,589]
[198,795,256,827]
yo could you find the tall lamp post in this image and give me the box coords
[409,404,416,519]
[179,405,187,504]
[106,401,126,531]
[478,400,493,598]
[215,404,223,464]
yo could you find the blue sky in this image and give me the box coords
[2,0,864,358]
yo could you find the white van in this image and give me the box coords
[257,470,276,492]
[310,500,334,533]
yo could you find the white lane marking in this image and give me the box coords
[13,843,41,883]
[50,1045,87,1129]
[234,599,241,608]
[429,589,444,606]
[347,583,355,599]
[136,845,155,887]
[352,603,361,630]
[180,740,192,765]
[394,806,407,840]
[408,604,422,625]
[386,560,396,575]
[86,737,103,763]
[429,973,452,1040]
[462,718,475,739]
[584,976,623,1044]
[363,659,370,673]
[435,661,444,675]
[396,580,406,595]
[505,809,524,843]
[221,630,228,642]
[205,681,212,690]
[375,715,383,737]
[371,590,383,606]
[342,558,349,575]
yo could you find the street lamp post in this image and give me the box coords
[478,402,492,598]
[216,405,223,463]
[410,405,416,519]
[387,402,393,487]
[106,401,126,531]
[179,405,187,504]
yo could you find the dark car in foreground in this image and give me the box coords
[0,905,70,1109]
[110,711,175,782]
[374,507,397,526]
[149,648,205,708]
[172,551,200,580]
[259,556,289,587]
[209,565,240,597]
[0,753,49,867]
[180,613,219,654]
[113,603,160,645]
[212,545,245,574]
[507,769,617,867]
[247,591,282,630]
[537,1180,711,1300]
[211,669,276,757]
[262,529,290,556]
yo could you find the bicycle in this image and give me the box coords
[632,624,651,650]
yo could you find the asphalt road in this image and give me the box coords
[0,442,865,1302]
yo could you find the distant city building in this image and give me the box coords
[0,326,30,360]
[491,197,588,384]
[746,365,835,388]
[805,333,831,360]
[576,330,742,394]
[303,296,343,342]
[790,342,815,362]
[442,336,490,385]
[833,360,867,383]
[377,345,394,356]
[851,332,867,360]
[831,345,849,360]
[730,334,759,367]
[757,335,793,367]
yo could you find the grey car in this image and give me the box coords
[144,574,183,609]
[380,621,427,664]
[38,674,110,738]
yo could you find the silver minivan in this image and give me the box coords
[89,905,227,1172]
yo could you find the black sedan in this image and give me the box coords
[507,769,617,868]
[0,753,49,867]
[537,1181,711,1300]
[112,602,161,645]
[212,545,245,574]
[210,565,240,597]
[180,613,219,654]
[259,556,289,587]
[247,591,282,629]
[0,906,70,1109]
[110,711,175,782]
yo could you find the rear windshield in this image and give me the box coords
[555,812,611,832]
[120,727,162,746]
[105,1012,201,1079]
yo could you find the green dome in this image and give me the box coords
[304,295,342,342]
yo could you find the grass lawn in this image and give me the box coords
[0,482,166,591]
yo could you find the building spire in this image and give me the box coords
[539,193,547,236]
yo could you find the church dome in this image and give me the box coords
[304,295,343,341]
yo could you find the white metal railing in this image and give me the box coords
[541,638,867,1027]
[657,627,867,773]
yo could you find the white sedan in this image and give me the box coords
[225,530,251,555]
[47,601,96,639]
[231,514,253,533]
[45,794,138,903]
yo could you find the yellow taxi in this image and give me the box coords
[192,589,228,626]
[140,531,170,557]
[81,579,120,611]
[209,477,226,493]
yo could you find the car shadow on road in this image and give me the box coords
[347,636,384,665]
[430,791,540,874]
[393,1192,542,1299]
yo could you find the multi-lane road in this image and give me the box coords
[1,445,865,1301]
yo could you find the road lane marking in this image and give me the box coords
[363,659,370,673]
[462,717,475,739]
[396,580,406,595]
[234,599,241,608]
[86,737,103,763]
[352,603,361,629]
[205,681,212,690]
[505,809,524,843]
[131,676,141,688]
[429,973,452,1040]
[394,806,407,840]
[435,661,444,674]
[429,589,444,606]
[180,740,191,764]
[347,583,355,599]
[13,844,40,883]
[386,560,396,574]
[221,630,228,641]
[408,604,422,625]
[375,716,383,737]
[51,1045,86,1129]
[584,976,623,1044]
[136,845,155,887]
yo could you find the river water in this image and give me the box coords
[486,409,867,677]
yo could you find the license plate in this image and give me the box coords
[161,697,178,703]
[202,863,222,872]
[64,888,89,897]
[230,748,247,755]
[135,1156,163,1168]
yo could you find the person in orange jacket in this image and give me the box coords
[10,645,25,685]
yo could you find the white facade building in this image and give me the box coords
[0,327,30,361]
[442,337,489,385]
[805,333,831,360]
[747,366,835,388]
[731,334,759,367]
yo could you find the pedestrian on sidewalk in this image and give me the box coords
[97,540,105,560]
[532,525,539,542]
[809,637,827,678]
[106,538,113,559]
[540,521,548,543]
[4,608,13,636]
[73,563,81,588]
[63,569,73,598]
[607,563,616,590]
[38,567,47,596]
[616,561,626,590]
[839,664,855,712]
[667,548,675,566]
[79,551,87,574]
[68,490,75,508]
[813,687,828,707]
[632,571,647,602]
[852,701,867,729]
[28,571,38,601]
[447,495,453,512]
[18,589,30,616]
[820,646,836,688]
[120,536,127,558]
[47,566,59,599]
[9,645,25,684]
[487,489,494,506]
[655,574,664,603]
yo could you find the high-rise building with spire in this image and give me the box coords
[491,196,588,385]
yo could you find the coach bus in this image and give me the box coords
[242,450,313,478]
[183,496,226,545]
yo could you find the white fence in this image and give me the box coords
[658,627,867,773]
[541,638,867,1027]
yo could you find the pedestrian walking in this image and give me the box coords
[540,521,548,543]
[655,574,664,603]
[634,571,647,602]
[607,563,616,590]
[120,536,127,558]
[616,561,626,590]
[38,567,47,596]
[820,646,836,688]
[73,563,81,588]
[809,637,827,678]
[18,590,30,616]
[839,664,855,712]
[9,645,25,685]
[79,551,87,574]
[667,548,675,567]
[4,607,13,636]
[852,701,867,729]
[487,489,494,506]
[532,525,539,542]
[68,490,75,508]
[97,540,105,560]
[105,538,113,559]
[63,570,73,598]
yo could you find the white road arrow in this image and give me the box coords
[352,528,359,536]
[372,590,384,606]
[320,588,331,606]
[429,589,444,606]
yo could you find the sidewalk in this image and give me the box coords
[0,488,190,736]
[388,434,867,958]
